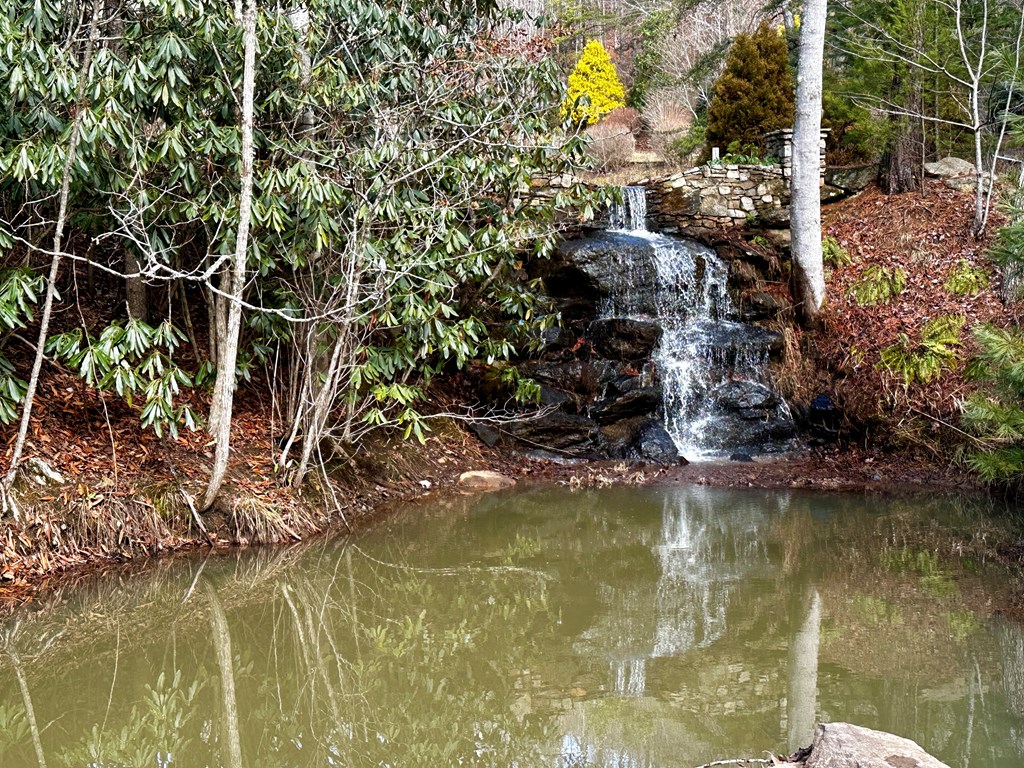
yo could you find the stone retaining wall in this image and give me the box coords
[646,164,789,235]
[644,128,829,236]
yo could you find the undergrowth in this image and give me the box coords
[822,236,852,268]
[878,315,965,385]
[962,324,1024,486]
[850,265,907,305]
[944,260,989,296]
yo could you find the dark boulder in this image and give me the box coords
[504,412,602,456]
[599,417,680,464]
[592,385,663,424]
[627,419,681,464]
[590,318,663,361]
[521,360,619,400]
[699,380,797,451]
[542,233,660,316]
[739,290,791,321]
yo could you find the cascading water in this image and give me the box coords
[605,187,785,458]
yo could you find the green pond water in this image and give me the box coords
[1,484,1024,767]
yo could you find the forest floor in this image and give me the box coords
[1,179,1022,610]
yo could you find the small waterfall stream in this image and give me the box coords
[606,187,782,458]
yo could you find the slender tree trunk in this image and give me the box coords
[879,72,923,194]
[202,0,257,511]
[790,0,827,326]
[2,3,101,508]
[124,250,148,321]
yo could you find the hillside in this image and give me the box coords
[814,180,1021,452]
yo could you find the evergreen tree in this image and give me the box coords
[564,39,626,125]
[965,213,1024,490]
[705,23,795,154]
[627,10,672,109]
[963,324,1024,490]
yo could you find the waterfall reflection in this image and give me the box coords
[0,487,1020,767]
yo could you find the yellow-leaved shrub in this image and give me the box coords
[563,40,626,126]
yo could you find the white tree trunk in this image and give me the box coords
[790,0,827,325]
[202,0,257,511]
[3,3,102,508]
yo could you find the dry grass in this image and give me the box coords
[584,121,636,172]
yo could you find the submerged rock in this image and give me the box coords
[458,471,516,493]
[804,722,950,768]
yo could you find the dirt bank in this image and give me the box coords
[1,411,1004,614]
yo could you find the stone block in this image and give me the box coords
[719,185,732,195]
[741,196,755,211]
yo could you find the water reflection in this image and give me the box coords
[0,485,1021,767]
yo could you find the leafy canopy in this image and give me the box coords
[0,0,599,459]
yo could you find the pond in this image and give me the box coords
[1,484,1023,767]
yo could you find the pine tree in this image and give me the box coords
[705,23,795,154]
[963,324,1024,490]
[563,39,626,126]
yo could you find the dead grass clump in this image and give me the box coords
[230,497,301,545]
[600,107,641,132]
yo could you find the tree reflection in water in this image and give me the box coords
[0,486,1020,767]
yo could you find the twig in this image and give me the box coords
[908,406,988,446]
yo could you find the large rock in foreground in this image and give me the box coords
[804,723,950,768]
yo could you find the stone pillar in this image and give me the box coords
[765,128,829,185]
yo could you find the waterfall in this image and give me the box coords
[606,187,775,458]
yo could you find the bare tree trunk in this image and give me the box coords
[202,0,257,511]
[11,650,46,768]
[879,72,923,194]
[790,0,827,326]
[2,3,101,509]
[124,250,148,321]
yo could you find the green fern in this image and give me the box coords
[823,236,852,268]
[850,265,907,305]
[944,260,989,296]
[962,324,1024,483]
[878,315,965,385]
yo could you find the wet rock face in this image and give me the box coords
[590,318,663,361]
[628,420,680,464]
[478,226,795,464]
[702,381,796,451]
[536,233,667,317]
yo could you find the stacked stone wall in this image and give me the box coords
[646,164,788,235]
[643,128,828,236]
